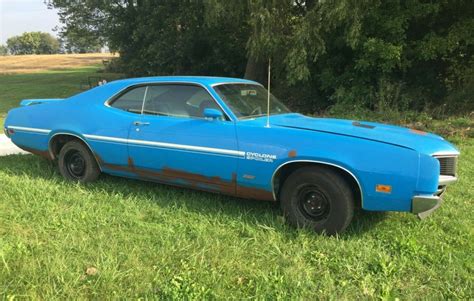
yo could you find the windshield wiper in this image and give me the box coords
[240,114,267,120]
[239,112,292,120]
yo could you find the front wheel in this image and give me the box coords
[58,140,100,183]
[280,166,354,235]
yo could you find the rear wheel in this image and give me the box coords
[280,166,354,235]
[58,140,100,183]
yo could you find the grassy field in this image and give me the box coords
[0,53,116,74]
[0,55,473,299]
[0,140,472,299]
[0,53,119,126]
[0,70,120,126]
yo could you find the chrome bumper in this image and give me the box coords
[3,127,10,138]
[412,195,443,219]
[412,181,448,219]
[438,175,457,185]
[414,153,459,219]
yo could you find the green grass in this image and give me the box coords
[0,67,120,126]
[0,65,473,298]
[0,140,473,299]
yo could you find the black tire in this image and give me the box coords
[280,166,354,235]
[58,140,100,183]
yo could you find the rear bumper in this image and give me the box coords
[4,126,11,138]
[412,195,443,219]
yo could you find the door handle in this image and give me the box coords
[133,121,150,126]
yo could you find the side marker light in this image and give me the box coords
[376,184,392,193]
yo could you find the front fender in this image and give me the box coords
[280,138,420,212]
[237,124,421,212]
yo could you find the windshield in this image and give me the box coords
[213,84,291,119]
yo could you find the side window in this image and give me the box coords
[143,85,223,118]
[110,86,146,113]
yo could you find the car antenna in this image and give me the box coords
[265,58,271,128]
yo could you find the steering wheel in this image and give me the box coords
[249,106,262,116]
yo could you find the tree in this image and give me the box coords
[6,32,60,55]
[0,45,8,56]
[309,0,474,111]
[60,34,102,54]
[48,0,474,113]
[48,0,371,81]
[38,32,61,54]
[48,1,248,75]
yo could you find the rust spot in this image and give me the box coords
[236,185,274,201]
[161,167,233,191]
[288,150,297,158]
[18,145,51,160]
[127,157,134,169]
[93,153,274,201]
[95,154,134,174]
[410,128,427,135]
[94,153,104,165]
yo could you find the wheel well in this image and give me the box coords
[49,134,94,161]
[272,162,362,208]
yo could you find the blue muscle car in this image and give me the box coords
[4,76,460,234]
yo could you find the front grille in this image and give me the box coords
[436,156,457,176]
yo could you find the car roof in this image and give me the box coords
[112,76,260,87]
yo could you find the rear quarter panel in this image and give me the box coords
[4,82,129,160]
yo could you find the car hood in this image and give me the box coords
[269,114,459,155]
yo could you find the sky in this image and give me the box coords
[0,0,61,44]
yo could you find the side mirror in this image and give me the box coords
[203,108,223,120]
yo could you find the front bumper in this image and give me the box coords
[413,152,459,218]
[412,195,443,219]
[413,155,458,219]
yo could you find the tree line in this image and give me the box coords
[48,1,474,114]
[0,31,103,55]
[2,32,60,55]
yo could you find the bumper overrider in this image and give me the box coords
[412,195,443,219]
[412,154,459,219]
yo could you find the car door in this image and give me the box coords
[127,83,239,195]
[86,86,146,171]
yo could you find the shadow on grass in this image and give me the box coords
[0,154,387,236]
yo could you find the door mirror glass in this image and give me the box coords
[203,108,223,119]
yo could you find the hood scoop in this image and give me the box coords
[352,121,375,129]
